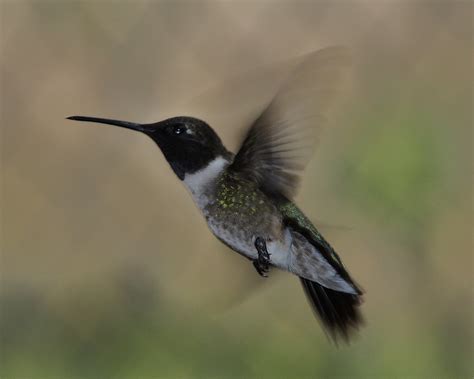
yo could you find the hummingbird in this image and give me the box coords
[67,46,363,342]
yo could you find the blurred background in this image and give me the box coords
[1,1,472,378]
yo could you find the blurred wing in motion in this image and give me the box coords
[229,46,352,199]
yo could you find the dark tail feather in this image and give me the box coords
[300,277,364,343]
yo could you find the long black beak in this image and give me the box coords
[67,116,148,132]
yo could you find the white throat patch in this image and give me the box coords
[183,156,229,206]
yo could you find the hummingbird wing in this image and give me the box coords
[280,202,362,294]
[280,201,363,342]
[228,46,352,199]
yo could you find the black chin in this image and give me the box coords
[169,161,186,180]
[155,140,220,180]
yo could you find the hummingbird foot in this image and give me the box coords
[253,237,271,277]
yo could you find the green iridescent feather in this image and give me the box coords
[278,201,349,275]
[215,172,272,216]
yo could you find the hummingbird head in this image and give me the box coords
[67,115,231,180]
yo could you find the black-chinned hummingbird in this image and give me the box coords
[68,46,363,342]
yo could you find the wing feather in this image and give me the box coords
[229,46,352,198]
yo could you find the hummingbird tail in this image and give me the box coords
[300,277,363,343]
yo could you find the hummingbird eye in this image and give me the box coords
[173,124,186,135]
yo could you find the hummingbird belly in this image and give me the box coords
[203,181,292,269]
[206,214,292,271]
[187,169,293,270]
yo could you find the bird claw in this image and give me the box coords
[253,237,271,277]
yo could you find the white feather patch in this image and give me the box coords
[183,156,229,208]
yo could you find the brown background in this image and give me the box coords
[1,1,472,378]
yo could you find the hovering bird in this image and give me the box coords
[68,46,363,342]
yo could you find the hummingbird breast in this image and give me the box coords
[202,172,290,264]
